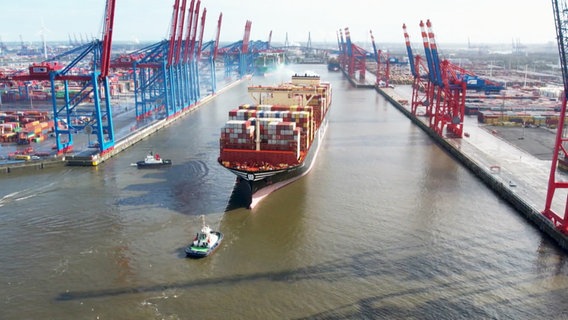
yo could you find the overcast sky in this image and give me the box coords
[0,0,557,48]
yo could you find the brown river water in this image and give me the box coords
[1,64,567,319]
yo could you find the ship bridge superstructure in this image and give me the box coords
[248,75,328,107]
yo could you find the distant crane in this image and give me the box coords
[369,30,390,87]
[218,20,256,78]
[199,12,222,93]
[339,27,368,81]
[543,0,568,233]
[404,20,504,138]
[402,23,433,116]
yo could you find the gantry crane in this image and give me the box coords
[339,27,368,81]
[404,20,504,138]
[543,0,568,233]
[423,20,467,137]
[199,12,222,93]
[114,0,210,120]
[369,30,390,87]
[217,21,271,78]
[218,20,252,78]
[402,23,433,116]
[0,0,117,154]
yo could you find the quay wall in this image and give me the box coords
[376,86,568,251]
[0,158,65,174]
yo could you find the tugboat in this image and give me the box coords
[136,151,172,168]
[185,216,223,258]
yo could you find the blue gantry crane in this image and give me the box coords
[218,20,253,79]
[0,0,118,154]
[112,0,218,120]
[198,12,222,94]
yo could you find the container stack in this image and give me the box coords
[477,110,568,127]
[220,104,321,167]
[17,120,55,144]
[0,111,53,144]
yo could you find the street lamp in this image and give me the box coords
[26,84,33,109]
[29,86,33,109]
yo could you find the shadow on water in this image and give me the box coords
[118,159,232,216]
[55,230,568,319]
[224,177,252,211]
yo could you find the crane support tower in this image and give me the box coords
[543,0,568,233]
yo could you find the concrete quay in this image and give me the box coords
[377,86,568,251]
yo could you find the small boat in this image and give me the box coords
[136,152,172,168]
[185,216,223,258]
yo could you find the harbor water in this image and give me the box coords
[1,65,568,319]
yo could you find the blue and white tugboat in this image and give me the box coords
[136,151,172,168]
[185,216,223,258]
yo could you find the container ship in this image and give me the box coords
[218,74,332,208]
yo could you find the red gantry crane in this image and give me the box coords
[369,30,390,87]
[404,20,502,138]
[218,20,254,78]
[543,0,568,233]
[403,23,433,116]
[341,27,368,82]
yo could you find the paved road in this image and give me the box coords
[482,125,556,161]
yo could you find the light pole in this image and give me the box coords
[27,84,33,109]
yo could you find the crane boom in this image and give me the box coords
[182,0,196,63]
[189,0,201,60]
[174,0,188,65]
[402,24,417,77]
[213,13,222,60]
[167,0,181,66]
[242,20,252,53]
[196,8,207,59]
[100,0,116,78]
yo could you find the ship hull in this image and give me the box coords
[227,116,328,208]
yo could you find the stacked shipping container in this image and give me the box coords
[219,74,331,172]
[0,110,53,143]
